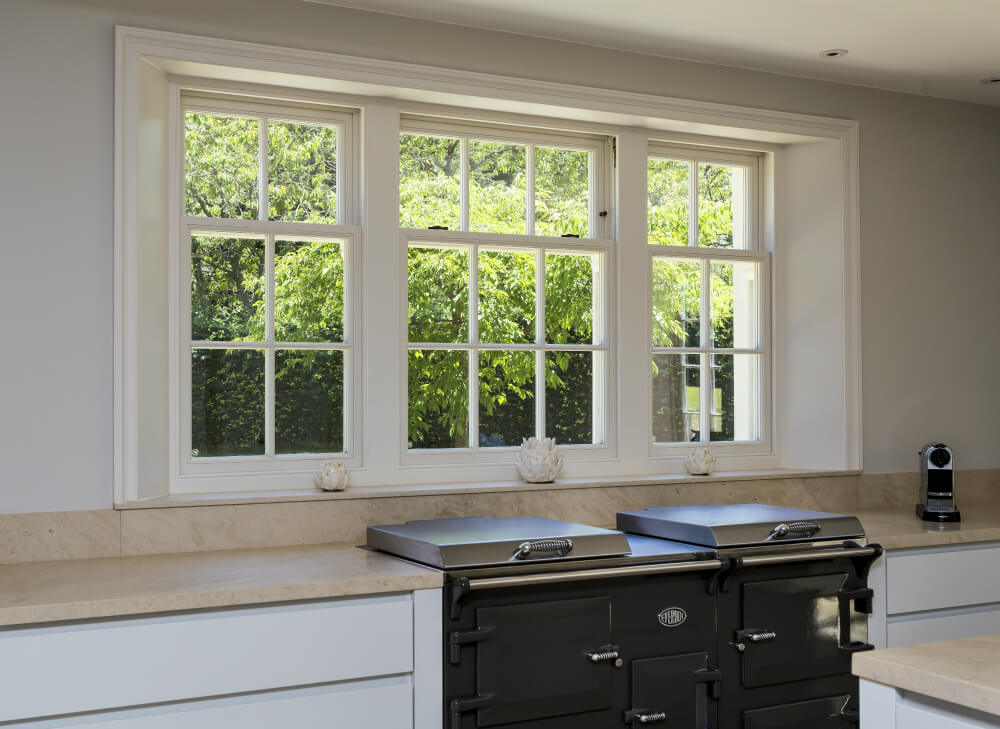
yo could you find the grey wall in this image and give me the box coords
[1,0,998,512]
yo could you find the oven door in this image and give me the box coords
[451,595,615,727]
[743,694,857,728]
[737,573,868,688]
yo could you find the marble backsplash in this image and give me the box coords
[2,470,997,564]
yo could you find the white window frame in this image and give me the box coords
[399,118,616,466]
[646,142,772,458]
[170,91,363,492]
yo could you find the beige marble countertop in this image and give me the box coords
[855,502,1000,550]
[0,543,441,627]
[853,634,1000,717]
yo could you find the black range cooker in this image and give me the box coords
[365,506,882,729]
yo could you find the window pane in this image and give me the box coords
[652,258,701,347]
[470,140,527,234]
[546,351,594,445]
[275,349,344,454]
[408,349,469,449]
[185,113,259,219]
[535,147,589,237]
[711,354,759,441]
[479,249,535,344]
[545,252,594,345]
[479,350,535,447]
[698,163,744,249]
[274,239,344,343]
[408,246,469,343]
[648,159,689,246]
[652,354,700,443]
[268,121,337,224]
[191,236,265,342]
[711,260,757,349]
[400,134,461,230]
[191,348,265,457]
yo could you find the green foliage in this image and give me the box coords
[267,121,338,223]
[185,113,259,219]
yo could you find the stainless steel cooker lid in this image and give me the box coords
[366,516,632,569]
[616,503,864,548]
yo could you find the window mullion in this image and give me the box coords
[700,257,711,443]
[468,243,479,449]
[535,247,545,438]
[265,232,276,457]
[460,137,470,231]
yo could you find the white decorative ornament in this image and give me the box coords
[515,437,564,483]
[314,461,350,492]
[685,447,716,476]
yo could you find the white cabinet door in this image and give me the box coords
[888,605,1000,648]
[0,594,413,722]
[9,677,413,729]
[887,544,1000,614]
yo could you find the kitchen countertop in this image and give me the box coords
[854,501,1000,550]
[0,543,441,627]
[853,634,1000,717]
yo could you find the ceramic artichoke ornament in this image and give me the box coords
[314,460,350,491]
[515,437,564,483]
[684,447,716,476]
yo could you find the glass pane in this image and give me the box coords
[274,239,344,343]
[191,348,264,457]
[408,246,469,343]
[479,249,535,344]
[470,139,527,234]
[711,260,757,349]
[191,236,265,342]
[545,252,594,345]
[268,120,337,223]
[400,134,461,230]
[711,354,759,441]
[648,158,689,246]
[185,112,259,219]
[698,163,744,249]
[652,354,701,443]
[535,147,589,237]
[408,349,469,449]
[479,350,535,447]
[546,351,594,445]
[652,258,701,347]
[275,349,344,454]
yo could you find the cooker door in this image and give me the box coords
[742,694,857,728]
[470,596,615,726]
[627,652,720,729]
[738,573,864,688]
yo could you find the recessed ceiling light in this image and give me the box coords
[819,49,849,58]
[981,76,1000,85]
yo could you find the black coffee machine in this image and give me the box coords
[916,443,961,522]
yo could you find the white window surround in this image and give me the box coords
[115,26,862,505]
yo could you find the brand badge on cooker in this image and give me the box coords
[658,607,687,627]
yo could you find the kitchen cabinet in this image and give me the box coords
[0,588,442,728]
[868,541,1000,649]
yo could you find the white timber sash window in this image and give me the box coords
[647,143,770,452]
[400,117,615,461]
[177,93,362,486]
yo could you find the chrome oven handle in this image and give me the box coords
[466,558,725,590]
[514,538,574,559]
[766,521,822,541]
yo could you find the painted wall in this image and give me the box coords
[1,0,998,512]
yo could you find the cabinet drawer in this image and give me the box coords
[886,544,1000,614]
[888,605,1000,648]
[7,676,413,729]
[0,593,413,722]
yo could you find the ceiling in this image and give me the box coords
[306,0,1000,107]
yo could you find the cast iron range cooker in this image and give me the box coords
[366,516,723,729]
[617,504,883,728]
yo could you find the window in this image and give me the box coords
[179,96,359,477]
[402,119,611,454]
[648,144,767,447]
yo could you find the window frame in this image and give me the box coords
[170,91,363,491]
[646,141,773,458]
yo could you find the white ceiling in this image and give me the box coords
[306,0,1000,107]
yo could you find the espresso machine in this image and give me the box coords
[916,443,961,522]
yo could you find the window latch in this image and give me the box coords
[560,234,580,238]
[427,225,449,230]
